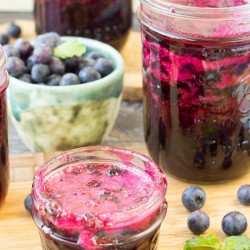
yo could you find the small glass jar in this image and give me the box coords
[0,46,9,208]
[34,0,132,50]
[31,146,167,250]
[137,0,250,183]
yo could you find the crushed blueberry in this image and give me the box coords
[106,169,122,177]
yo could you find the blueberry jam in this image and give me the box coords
[141,25,250,182]
[34,0,132,50]
[0,87,9,208]
[0,48,9,208]
[31,147,167,249]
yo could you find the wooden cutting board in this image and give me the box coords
[0,20,143,101]
[1,146,250,249]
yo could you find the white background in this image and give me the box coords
[0,0,139,12]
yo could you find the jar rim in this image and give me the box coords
[32,146,167,236]
[141,0,250,18]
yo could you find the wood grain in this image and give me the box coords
[0,20,143,101]
[2,147,250,249]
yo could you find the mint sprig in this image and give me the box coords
[184,234,221,250]
[53,39,86,59]
[184,234,250,250]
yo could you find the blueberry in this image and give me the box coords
[46,74,61,86]
[237,184,250,206]
[0,33,9,45]
[31,64,50,83]
[86,51,103,60]
[94,58,114,77]
[19,73,32,83]
[59,73,80,86]
[6,56,27,77]
[78,58,95,71]
[26,55,36,72]
[182,185,206,212]
[194,151,205,168]
[106,169,122,177]
[24,194,32,213]
[33,45,53,64]
[64,56,80,72]
[49,57,65,75]
[222,211,248,236]
[7,22,21,38]
[14,38,33,57]
[78,66,101,83]
[87,180,102,188]
[35,32,60,49]
[3,44,20,57]
[187,210,210,234]
[222,154,232,169]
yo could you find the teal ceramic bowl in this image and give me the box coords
[7,37,124,152]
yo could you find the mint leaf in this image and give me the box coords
[223,235,250,250]
[184,234,221,250]
[53,40,86,59]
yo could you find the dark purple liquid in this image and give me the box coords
[0,85,9,207]
[34,0,132,50]
[142,26,250,182]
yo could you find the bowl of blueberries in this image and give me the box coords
[5,32,124,152]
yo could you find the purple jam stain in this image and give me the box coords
[34,0,132,50]
[141,23,250,182]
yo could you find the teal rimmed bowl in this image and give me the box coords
[7,37,124,152]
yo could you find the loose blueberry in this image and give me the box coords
[106,169,122,177]
[31,64,50,83]
[182,185,206,212]
[86,51,103,60]
[187,210,210,234]
[46,74,61,86]
[24,194,32,213]
[33,45,53,64]
[237,184,250,206]
[78,66,101,83]
[3,44,20,57]
[94,58,114,77]
[19,73,32,83]
[0,33,9,45]
[13,38,33,57]
[49,57,65,75]
[7,22,21,38]
[222,211,248,236]
[59,73,80,86]
[6,56,27,77]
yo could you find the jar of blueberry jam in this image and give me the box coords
[34,0,132,50]
[137,0,250,183]
[31,146,167,250]
[0,46,9,208]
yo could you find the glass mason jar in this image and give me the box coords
[137,0,250,183]
[34,0,132,50]
[0,46,9,208]
[31,146,167,250]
